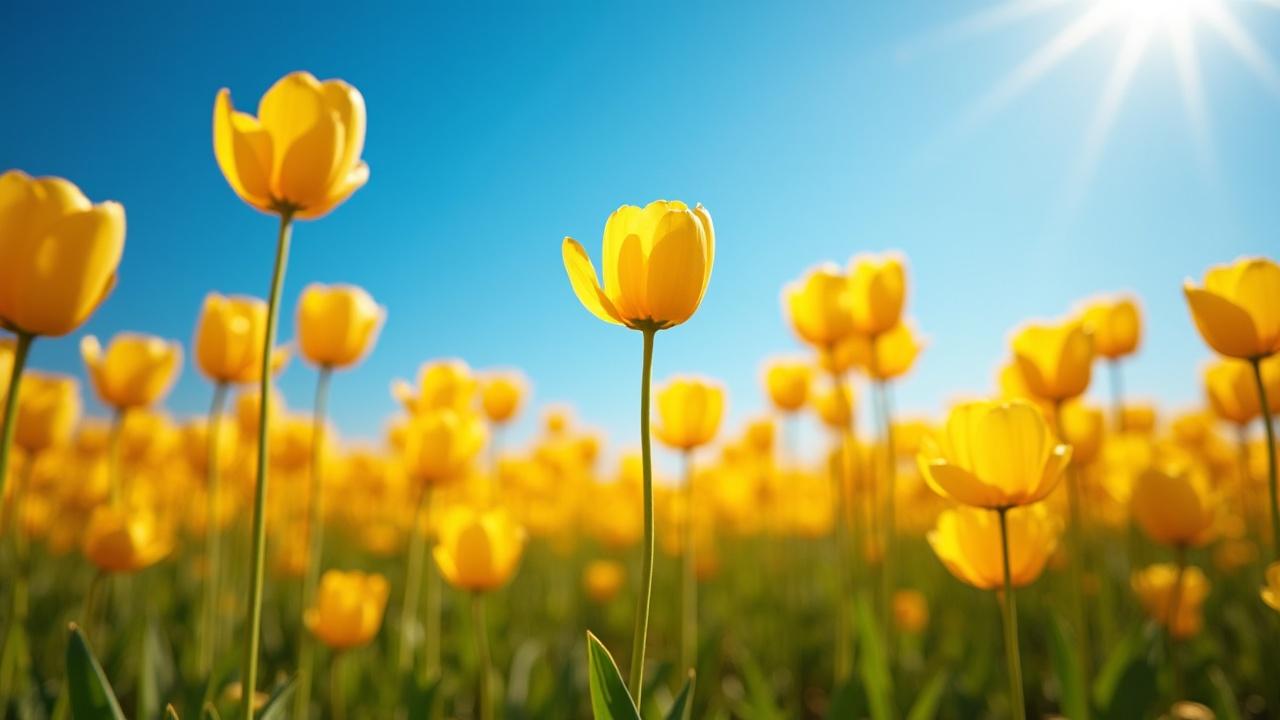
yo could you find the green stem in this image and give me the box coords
[627,327,657,702]
[1250,357,1280,559]
[107,407,125,506]
[829,369,855,684]
[400,486,431,675]
[472,593,493,720]
[0,332,33,506]
[1236,424,1255,542]
[425,518,442,681]
[296,365,333,720]
[680,449,697,674]
[1109,359,1126,433]
[330,651,346,720]
[873,371,897,660]
[1054,402,1092,716]
[1167,545,1187,703]
[997,508,1026,720]
[199,382,228,678]
[240,210,294,720]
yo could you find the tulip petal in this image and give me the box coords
[562,238,623,326]
[321,80,367,179]
[213,89,274,209]
[919,458,1005,509]
[1184,285,1260,359]
[1232,260,1280,354]
[645,210,706,327]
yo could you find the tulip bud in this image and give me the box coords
[478,371,527,425]
[15,373,80,454]
[847,252,907,336]
[81,333,182,410]
[303,570,389,650]
[1184,257,1280,360]
[296,283,384,369]
[433,505,525,592]
[1079,295,1142,360]
[653,377,725,452]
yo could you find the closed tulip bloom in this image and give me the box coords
[0,171,126,337]
[1263,561,1280,612]
[847,252,907,336]
[194,294,289,384]
[402,408,487,484]
[812,383,854,430]
[1130,460,1217,547]
[392,359,476,415]
[213,71,369,220]
[762,359,812,413]
[1059,401,1104,465]
[478,371,526,425]
[843,321,925,381]
[1121,404,1158,434]
[1011,320,1093,402]
[783,264,855,348]
[583,560,626,604]
[433,505,526,592]
[562,200,714,330]
[654,377,725,451]
[15,373,80,454]
[303,570,389,650]
[919,399,1070,509]
[82,504,172,574]
[296,283,384,369]
[1204,357,1279,425]
[81,333,182,410]
[1183,257,1280,360]
[891,589,930,633]
[928,505,1060,590]
[1080,295,1142,359]
[1132,564,1210,638]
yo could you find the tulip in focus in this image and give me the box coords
[81,333,183,411]
[296,283,384,369]
[303,570,389,650]
[1183,257,1280,361]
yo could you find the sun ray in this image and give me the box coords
[1079,23,1153,176]
[897,0,1072,60]
[963,2,1117,130]
[1198,0,1280,95]
[1168,9,1214,167]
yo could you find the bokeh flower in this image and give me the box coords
[303,570,389,650]
[1183,257,1280,360]
[81,333,182,410]
[296,283,383,369]
[433,505,526,592]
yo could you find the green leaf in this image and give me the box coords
[1047,610,1088,720]
[257,676,297,720]
[665,672,695,720]
[1093,622,1158,719]
[854,594,893,720]
[586,632,641,720]
[733,643,785,720]
[1207,666,1242,720]
[66,624,126,720]
[905,670,949,720]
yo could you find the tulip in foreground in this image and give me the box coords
[213,69,370,720]
[561,199,714,702]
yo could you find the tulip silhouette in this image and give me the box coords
[561,200,714,701]
[213,70,369,720]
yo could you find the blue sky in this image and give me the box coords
[4,1,1279,461]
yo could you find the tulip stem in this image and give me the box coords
[1108,359,1126,433]
[1167,545,1187,703]
[471,593,493,720]
[1251,357,1280,559]
[829,369,856,685]
[241,209,294,720]
[107,407,125,506]
[997,508,1026,720]
[0,331,33,507]
[297,365,333,720]
[330,651,346,720]
[1054,402,1092,717]
[199,381,228,679]
[400,487,431,675]
[873,373,897,661]
[1235,425,1255,541]
[627,327,657,703]
[680,449,697,674]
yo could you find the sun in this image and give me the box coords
[919,0,1280,203]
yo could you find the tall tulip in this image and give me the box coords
[478,370,527,471]
[1080,295,1142,430]
[0,171,124,508]
[1184,257,1280,559]
[213,70,369,720]
[562,199,714,699]
[304,570,388,720]
[293,282,383,717]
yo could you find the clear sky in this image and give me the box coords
[4,1,1279,460]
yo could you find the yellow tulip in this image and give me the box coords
[1011,320,1093,402]
[840,321,925,381]
[236,386,286,439]
[81,333,182,410]
[213,71,369,220]
[918,399,1070,510]
[653,377,725,451]
[1204,357,1279,426]
[296,283,384,369]
[1130,460,1217,548]
[303,570,389,650]
[1120,403,1157,435]
[392,359,477,415]
[583,559,626,604]
[1183,257,1280,360]
[0,171,126,338]
[0,339,13,402]
[15,372,80,454]
[742,416,776,457]
[847,252,907,336]
[562,200,714,330]
[761,358,812,413]
[812,382,854,430]
[783,264,854,349]
[1262,561,1280,612]
[1058,401,1104,466]
[402,408,487,485]
[433,505,525,592]
[1131,563,1209,639]
[82,504,172,574]
[928,505,1060,590]
[194,293,288,384]
[478,371,526,425]
[891,589,929,633]
[1080,295,1142,360]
